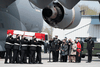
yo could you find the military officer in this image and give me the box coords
[84,37,94,63]
[20,35,29,64]
[12,34,20,63]
[29,36,37,64]
[5,33,14,63]
[36,39,44,64]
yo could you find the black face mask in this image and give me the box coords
[9,35,12,38]
[62,42,65,44]
[69,40,71,43]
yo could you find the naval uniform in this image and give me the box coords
[5,36,14,63]
[29,39,37,63]
[36,41,44,64]
[12,37,20,63]
[84,39,94,62]
[55,39,61,62]
[20,38,28,63]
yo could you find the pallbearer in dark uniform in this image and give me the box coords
[12,34,20,63]
[29,36,37,64]
[36,39,44,64]
[84,37,94,63]
[20,35,28,64]
[5,33,14,63]
[23,37,29,63]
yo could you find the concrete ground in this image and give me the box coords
[0,53,100,67]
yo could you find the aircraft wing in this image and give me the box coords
[58,0,100,9]
[29,0,53,9]
[0,0,16,8]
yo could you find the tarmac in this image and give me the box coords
[0,53,100,67]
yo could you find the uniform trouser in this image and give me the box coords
[56,51,59,61]
[36,47,41,63]
[62,55,67,62]
[88,50,92,62]
[20,50,27,63]
[52,51,56,62]
[29,50,35,63]
[5,48,12,63]
[13,49,19,63]
[76,51,81,62]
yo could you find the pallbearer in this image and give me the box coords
[20,35,28,64]
[29,36,37,64]
[12,34,20,63]
[36,38,44,64]
[5,33,14,64]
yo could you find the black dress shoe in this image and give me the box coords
[20,62,24,64]
[4,62,9,64]
[38,62,43,64]
[86,61,91,63]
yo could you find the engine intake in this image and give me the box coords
[42,2,81,29]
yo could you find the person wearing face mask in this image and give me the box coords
[20,35,29,64]
[5,33,14,64]
[84,37,94,63]
[55,36,61,62]
[78,38,84,62]
[68,39,73,62]
[29,36,37,64]
[75,39,81,63]
[60,39,68,62]
[12,34,20,63]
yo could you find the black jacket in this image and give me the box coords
[21,38,29,50]
[29,39,37,50]
[5,36,14,49]
[13,37,20,50]
[84,39,94,50]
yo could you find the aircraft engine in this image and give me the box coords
[42,2,81,29]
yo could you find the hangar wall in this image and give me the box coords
[53,16,100,42]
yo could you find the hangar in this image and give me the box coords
[53,15,100,42]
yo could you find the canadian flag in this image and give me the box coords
[7,30,47,41]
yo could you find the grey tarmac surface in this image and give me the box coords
[0,53,100,67]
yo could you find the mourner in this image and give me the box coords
[12,34,20,63]
[84,37,94,63]
[76,39,81,63]
[70,40,77,62]
[5,33,14,63]
[60,39,68,62]
[78,38,84,62]
[68,39,73,62]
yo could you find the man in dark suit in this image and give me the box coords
[84,37,94,63]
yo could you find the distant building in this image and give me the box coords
[53,15,100,42]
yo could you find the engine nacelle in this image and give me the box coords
[42,2,81,29]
